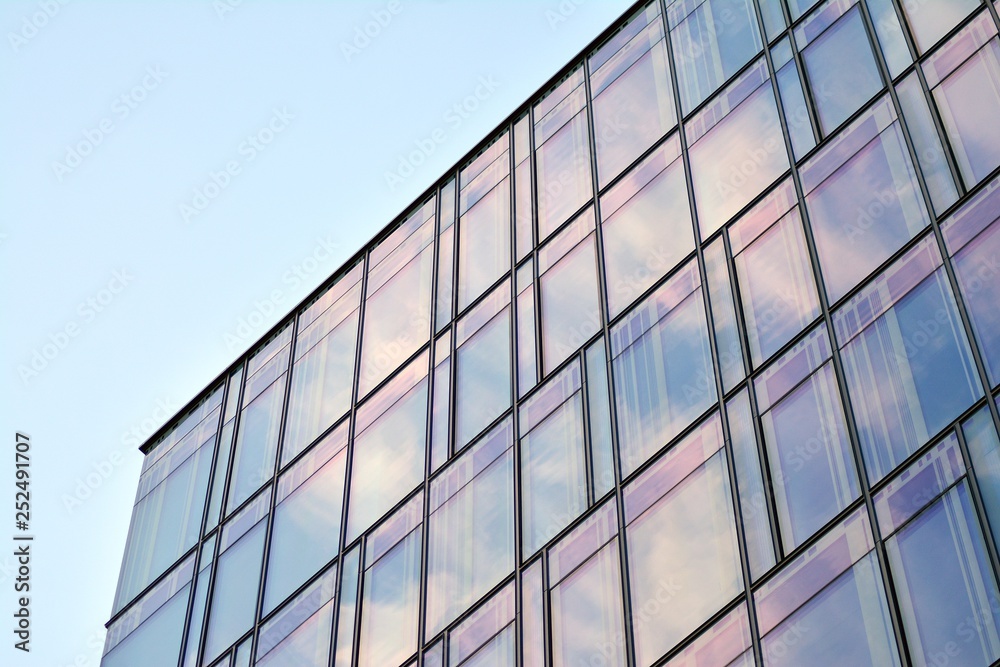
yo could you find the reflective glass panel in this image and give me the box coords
[522,560,546,667]
[600,138,693,318]
[943,177,1000,386]
[550,539,626,667]
[521,363,587,556]
[455,289,512,450]
[536,111,593,241]
[663,604,753,667]
[731,184,820,365]
[669,0,764,114]
[624,414,742,666]
[458,178,511,311]
[704,238,745,391]
[347,354,428,540]
[611,262,716,476]
[592,20,676,188]
[688,69,789,239]
[727,389,775,579]
[263,427,348,613]
[799,5,883,135]
[228,374,286,513]
[426,419,514,637]
[836,239,982,481]
[755,325,859,550]
[964,406,1000,550]
[902,0,980,52]
[803,99,929,304]
[931,33,1000,188]
[539,211,601,374]
[878,438,1000,667]
[448,582,515,667]
[256,568,336,666]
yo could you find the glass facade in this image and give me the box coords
[106,1,1000,666]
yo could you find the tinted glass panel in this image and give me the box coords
[229,376,285,512]
[358,528,421,667]
[456,304,512,450]
[902,0,980,52]
[536,111,593,241]
[458,179,511,310]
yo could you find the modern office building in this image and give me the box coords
[103,0,1000,665]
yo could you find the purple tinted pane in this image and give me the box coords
[593,39,675,188]
[734,209,820,365]
[663,604,752,667]
[934,39,1000,187]
[601,152,693,318]
[689,84,788,239]
[537,111,593,241]
[458,179,511,311]
[806,123,928,304]
[903,0,980,52]
[540,235,601,374]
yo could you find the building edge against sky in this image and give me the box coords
[104,0,1000,665]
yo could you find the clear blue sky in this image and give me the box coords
[0,1,634,665]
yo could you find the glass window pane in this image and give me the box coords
[943,177,1000,387]
[229,375,286,513]
[611,261,717,476]
[521,364,588,556]
[539,212,601,374]
[333,547,360,667]
[756,326,859,550]
[586,339,616,498]
[456,296,512,450]
[448,582,515,667]
[964,406,1000,551]
[624,415,742,666]
[732,204,820,365]
[460,625,515,667]
[458,178,511,310]
[799,6,883,135]
[263,427,348,613]
[902,0,980,52]
[803,100,929,304]
[284,286,360,464]
[358,525,421,667]
[933,38,1000,187]
[866,0,912,77]
[689,70,789,239]
[592,32,676,188]
[256,569,336,667]
[883,474,1000,667]
[775,61,816,160]
[703,238,745,391]
[754,509,899,666]
[517,264,538,398]
[536,111,593,241]
[895,72,960,216]
[359,239,433,396]
[347,354,428,540]
[663,604,753,667]
[551,539,626,667]
[600,139,694,318]
[426,419,514,637]
[835,239,983,481]
[669,0,764,114]
[204,519,267,663]
[522,560,546,667]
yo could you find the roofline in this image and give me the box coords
[139,0,648,455]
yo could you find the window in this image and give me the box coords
[943,177,1000,387]
[835,237,983,482]
[688,61,789,239]
[458,139,511,310]
[663,604,753,666]
[600,136,693,318]
[754,508,900,666]
[359,201,435,396]
[538,208,601,374]
[668,0,764,114]
[425,419,514,638]
[284,265,362,464]
[611,260,716,476]
[455,283,512,449]
[591,6,676,187]
[447,582,516,667]
[876,435,1000,666]
[520,363,588,556]
[926,14,1000,188]
[262,425,347,614]
[624,414,742,666]
[256,568,336,666]
[549,504,626,667]
[730,179,820,365]
[535,70,593,241]
[901,0,980,52]
[797,2,883,135]
[755,324,859,550]
[357,495,423,667]
[802,98,929,304]
[346,352,428,541]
